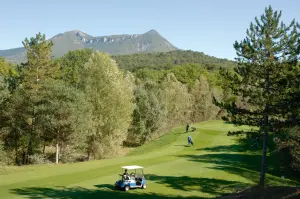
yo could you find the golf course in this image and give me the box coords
[0,120,298,199]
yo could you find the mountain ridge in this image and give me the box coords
[0,29,178,64]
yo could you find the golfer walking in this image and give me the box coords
[188,135,194,146]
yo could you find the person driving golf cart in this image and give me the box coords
[123,169,129,180]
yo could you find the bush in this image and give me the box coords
[28,154,51,165]
[0,141,14,166]
[60,146,87,163]
[275,127,300,171]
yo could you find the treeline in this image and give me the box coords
[111,50,235,71]
[0,34,229,166]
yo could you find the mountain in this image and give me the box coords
[0,29,178,64]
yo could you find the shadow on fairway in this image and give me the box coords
[174,144,190,147]
[197,144,251,153]
[145,174,250,195]
[174,132,187,135]
[177,152,300,186]
[94,183,115,190]
[10,175,251,199]
[10,186,209,199]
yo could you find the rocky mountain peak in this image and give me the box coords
[1,29,178,64]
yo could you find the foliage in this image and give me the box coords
[28,154,50,165]
[0,89,30,165]
[59,145,87,163]
[161,73,191,126]
[275,127,300,171]
[0,140,7,166]
[134,68,167,83]
[0,57,19,91]
[190,75,221,122]
[19,32,59,164]
[81,52,134,158]
[134,63,224,90]
[112,50,235,71]
[35,78,91,160]
[215,6,300,186]
[0,80,10,107]
[167,64,207,89]
[0,25,269,166]
[58,48,93,87]
[127,80,166,145]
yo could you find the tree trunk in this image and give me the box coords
[260,71,270,187]
[56,143,59,164]
[260,106,269,187]
[27,139,32,165]
[15,151,19,166]
[43,144,46,154]
[21,151,25,165]
[14,130,19,165]
[60,142,63,157]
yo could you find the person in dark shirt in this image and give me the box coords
[123,169,129,180]
[251,137,259,148]
[186,124,190,133]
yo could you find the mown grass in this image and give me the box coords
[0,120,298,199]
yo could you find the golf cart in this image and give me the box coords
[114,165,146,191]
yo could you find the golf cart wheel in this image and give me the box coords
[124,186,129,191]
[142,184,146,189]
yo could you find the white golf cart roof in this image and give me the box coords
[121,165,143,170]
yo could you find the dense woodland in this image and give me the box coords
[111,50,235,71]
[0,6,299,187]
[0,41,229,166]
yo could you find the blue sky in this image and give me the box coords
[1,0,299,60]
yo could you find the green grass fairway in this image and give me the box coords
[0,120,298,199]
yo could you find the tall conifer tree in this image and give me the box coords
[215,6,300,186]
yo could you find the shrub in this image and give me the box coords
[28,154,51,165]
[275,127,300,171]
[60,146,87,163]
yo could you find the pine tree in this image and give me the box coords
[17,33,59,164]
[36,79,92,164]
[215,6,300,186]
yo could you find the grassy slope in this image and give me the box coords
[0,121,298,199]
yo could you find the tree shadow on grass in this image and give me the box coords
[174,144,190,147]
[145,174,250,195]
[177,153,300,186]
[10,186,209,199]
[215,186,300,199]
[10,175,251,199]
[174,132,188,135]
[197,144,253,153]
[94,183,115,190]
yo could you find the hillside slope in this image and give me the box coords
[0,30,177,64]
[0,121,298,199]
[112,50,235,71]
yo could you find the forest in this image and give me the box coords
[0,41,229,166]
[0,7,299,185]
